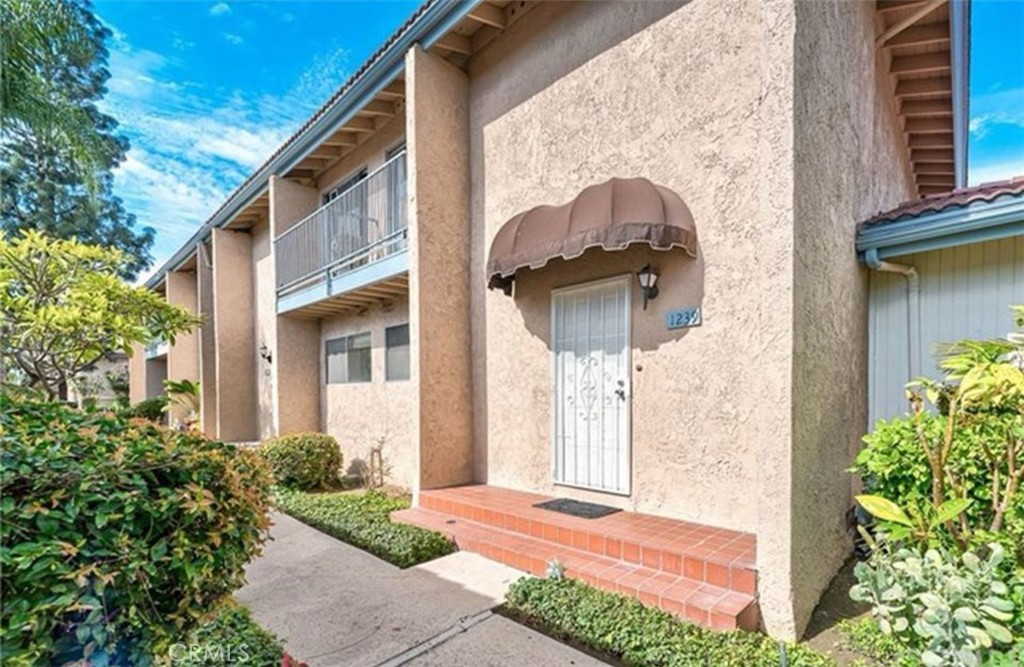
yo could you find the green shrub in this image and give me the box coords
[119,395,168,422]
[850,543,1019,666]
[261,432,342,490]
[503,577,834,667]
[855,413,1023,562]
[173,601,284,667]
[274,489,454,568]
[0,399,272,667]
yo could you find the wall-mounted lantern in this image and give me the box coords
[636,264,660,310]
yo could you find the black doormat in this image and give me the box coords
[533,498,622,519]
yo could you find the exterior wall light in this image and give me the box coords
[637,264,659,310]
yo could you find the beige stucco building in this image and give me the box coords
[130,0,976,639]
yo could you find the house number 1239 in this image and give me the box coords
[665,307,702,330]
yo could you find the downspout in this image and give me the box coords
[865,249,921,381]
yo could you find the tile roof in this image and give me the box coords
[863,175,1024,227]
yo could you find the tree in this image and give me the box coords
[0,0,155,278]
[0,231,199,400]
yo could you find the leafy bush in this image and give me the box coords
[855,412,1023,559]
[173,602,284,667]
[119,395,168,422]
[274,489,454,568]
[261,432,342,490]
[850,543,1017,666]
[503,577,834,667]
[0,399,272,667]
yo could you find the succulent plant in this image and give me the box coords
[851,543,1017,667]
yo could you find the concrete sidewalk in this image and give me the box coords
[237,513,608,667]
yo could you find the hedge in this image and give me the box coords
[503,577,835,667]
[274,489,455,568]
[260,432,342,490]
[0,399,272,667]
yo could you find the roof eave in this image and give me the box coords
[857,194,1024,260]
[144,0,479,290]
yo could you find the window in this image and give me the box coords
[323,167,368,205]
[385,324,410,381]
[325,332,372,384]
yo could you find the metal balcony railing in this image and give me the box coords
[275,151,408,296]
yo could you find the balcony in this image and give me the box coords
[275,151,408,314]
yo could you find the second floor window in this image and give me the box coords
[325,332,372,384]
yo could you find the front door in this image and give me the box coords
[552,276,631,494]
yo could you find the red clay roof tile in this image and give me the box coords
[863,175,1024,227]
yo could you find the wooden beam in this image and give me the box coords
[322,131,358,147]
[919,185,950,195]
[468,2,506,28]
[890,53,951,75]
[911,148,954,162]
[883,21,950,48]
[435,32,473,56]
[901,99,952,116]
[878,0,929,12]
[357,100,397,117]
[895,77,952,97]
[876,0,945,46]
[377,80,406,99]
[914,163,954,175]
[917,177,954,187]
[905,117,953,134]
[909,133,953,148]
[343,117,376,133]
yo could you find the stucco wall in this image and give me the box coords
[128,343,146,404]
[468,0,779,531]
[407,46,474,492]
[197,242,218,437]
[212,228,257,441]
[788,0,916,637]
[165,270,200,424]
[252,220,276,440]
[269,176,321,434]
[320,300,416,488]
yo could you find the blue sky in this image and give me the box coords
[94,1,1024,276]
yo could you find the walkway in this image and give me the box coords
[237,513,608,667]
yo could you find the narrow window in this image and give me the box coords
[385,324,410,381]
[325,333,372,384]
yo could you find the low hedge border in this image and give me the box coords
[274,489,455,568]
[176,602,285,667]
[503,577,835,667]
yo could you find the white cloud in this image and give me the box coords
[223,32,244,45]
[101,39,352,269]
[209,3,231,17]
[969,156,1024,186]
[969,86,1024,139]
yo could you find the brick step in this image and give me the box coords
[392,506,758,631]
[419,487,756,595]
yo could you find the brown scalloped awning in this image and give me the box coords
[486,177,697,292]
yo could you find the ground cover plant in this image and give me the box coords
[504,576,835,667]
[173,601,285,667]
[0,399,272,666]
[274,488,455,568]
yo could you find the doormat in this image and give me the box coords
[533,498,622,519]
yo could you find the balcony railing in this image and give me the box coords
[145,339,168,359]
[275,151,408,297]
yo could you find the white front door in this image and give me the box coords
[552,276,631,494]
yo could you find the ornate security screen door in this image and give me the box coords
[551,276,631,494]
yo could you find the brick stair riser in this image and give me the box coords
[419,494,756,596]
[394,508,759,632]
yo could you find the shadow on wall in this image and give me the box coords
[508,243,705,353]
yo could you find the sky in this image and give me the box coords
[93,1,1024,276]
